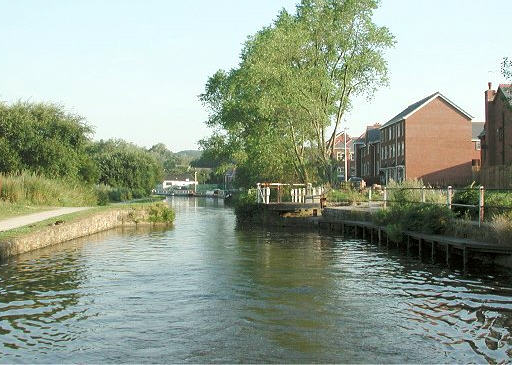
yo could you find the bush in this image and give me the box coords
[327,187,368,204]
[147,203,175,223]
[94,184,151,204]
[387,179,445,205]
[233,189,263,221]
[373,202,455,239]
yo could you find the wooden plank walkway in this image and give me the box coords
[319,217,512,271]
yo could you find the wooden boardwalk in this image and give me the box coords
[319,218,512,271]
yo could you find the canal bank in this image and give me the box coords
[0,202,175,260]
[239,203,512,270]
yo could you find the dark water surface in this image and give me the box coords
[1,198,512,363]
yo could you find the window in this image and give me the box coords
[472,159,481,167]
[475,141,481,150]
[336,151,343,160]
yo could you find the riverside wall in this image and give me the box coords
[0,208,164,259]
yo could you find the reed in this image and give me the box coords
[0,172,97,207]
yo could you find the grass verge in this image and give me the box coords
[0,202,53,219]
[0,202,174,242]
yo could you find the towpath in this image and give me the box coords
[0,207,90,232]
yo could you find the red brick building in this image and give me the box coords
[471,121,484,169]
[333,132,354,180]
[354,124,381,185]
[379,92,476,186]
[480,83,512,167]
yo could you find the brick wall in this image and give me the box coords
[483,86,512,167]
[405,97,473,186]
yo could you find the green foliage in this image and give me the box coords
[386,179,445,204]
[490,213,512,245]
[148,143,179,174]
[373,203,455,239]
[200,0,394,187]
[327,188,368,204]
[452,186,479,218]
[88,139,163,196]
[147,203,175,223]
[0,172,98,206]
[502,57,512,80]
[452,186,512,220]
[0,101,95,181]
[233,189,263,221]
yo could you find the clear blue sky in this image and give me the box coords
[1,0,510,151]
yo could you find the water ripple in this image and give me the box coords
[0,198,511,363]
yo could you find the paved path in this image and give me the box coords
[0,207,90,232]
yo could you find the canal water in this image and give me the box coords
[1,198,512,363]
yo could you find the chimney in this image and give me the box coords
[484,82,496,128]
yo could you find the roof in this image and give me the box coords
[381,92,473,128]
[499,84,512,105]
[471,122,484,140]
[164,174,195,181]
[366,128,381,143]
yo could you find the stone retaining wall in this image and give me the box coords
[322,207,375,222]
[0,209,159,259]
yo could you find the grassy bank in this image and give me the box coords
[0,172,97,206]
[0,202,52,219]
[0,173,168,220]
[0,202,174,242]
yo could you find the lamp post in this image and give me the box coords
[344,127,348,182]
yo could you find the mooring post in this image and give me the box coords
[407,236,411,256]
[463,246,468,272]
[479,186,485,227]
[369,187,372,209]
[342,222,345,235]
[362,226,366,240]
[257,183,261,203]
[421,186,426,203]
[383,187,388,209]
[418,238,422,259]
[446,244,451,267]
[370,228,374,243]
[431,242,435,262]
[447,186,453,210]
[378,228,382,244]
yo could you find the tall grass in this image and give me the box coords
[0,172,97,206]
[387,179,446,205]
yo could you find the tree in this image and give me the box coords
[0,101,96,182]
[200,0,394,187]
[88,139,163,194]
[148,143,179,173]
[502,57,512,81]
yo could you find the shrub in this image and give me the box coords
[327,187,368,204]
[234,189,263,221]
[386,179,446,205]
[147,203,175,223]
[373,202,455,239]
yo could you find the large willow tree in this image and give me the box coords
[200,0,394,187]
